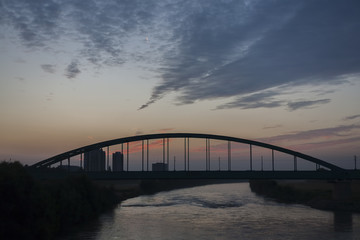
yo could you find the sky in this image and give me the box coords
[0,0,359,169]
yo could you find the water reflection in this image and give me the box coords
[62,183,360,240]
[61,210,116,240]
[333,211,352,232]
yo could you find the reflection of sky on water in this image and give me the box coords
[64,183,359,240]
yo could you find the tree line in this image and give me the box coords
[0,161,119,239]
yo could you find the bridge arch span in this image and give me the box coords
[31,133,344,172]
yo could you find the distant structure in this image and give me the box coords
[152,162,168,171]
[84,149,105,171]
[57,165,82,172]
[112,152,124,172]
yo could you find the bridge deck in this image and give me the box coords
[30,170,360,180]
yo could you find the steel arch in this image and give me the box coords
[31,133,345,172]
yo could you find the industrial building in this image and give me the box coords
[84,149,106,171]
[112,151,124,171]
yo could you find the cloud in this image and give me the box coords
[15,77,25,82]
[215,89,331,111]
[190,124,360,154]
[127,139,171,154]
[135,130,144,136]
[263,125,283,130]
[216,91,284,110]
[0,0,161,67]
[65,61,81,79]
[41,64,56,74]
[156,128,176,133]
[140,0,360,109]
[1,0,360,110]
[14,58,26,63]
[0,0,62,47]
[138,98,157,110]
[45,92,54,102]
[344,114,360,121]
[287,99,331,111]
[259,124,360,144]
[287,136,360,152]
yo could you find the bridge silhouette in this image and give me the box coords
[31,133,358,180]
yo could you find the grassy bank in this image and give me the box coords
[0,162,119,240]
[249,180,360,212]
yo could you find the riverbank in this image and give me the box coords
[0,162,119,240]
[249,179,360,212]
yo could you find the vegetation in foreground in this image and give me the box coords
[0,161,119,240]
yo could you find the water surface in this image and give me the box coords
[67,183,360,240]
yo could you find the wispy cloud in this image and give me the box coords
[216,90,332,111]
[41,64,56,74]
[344,114,360,121]
[65,61,81,79]
[259,124,360,144]
[287,99,331,111]
[216,91,284,110]
[126,139,172,154]
[15,77,25,82]
[139,98,157,110]
[134,130,144,136]
[263,125,283,130]
[87,136,95,141]
[45,92,54,102]
[287,136,360,152]
[14,58,26,64]
[156,128,176,133]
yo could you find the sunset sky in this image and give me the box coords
[1,0,359,169]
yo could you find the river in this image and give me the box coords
[64,182,360,240]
